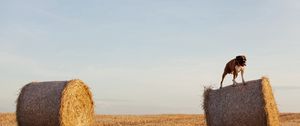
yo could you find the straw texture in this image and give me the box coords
[16,79,95,126]
[203,77,279,126]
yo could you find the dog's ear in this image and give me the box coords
[243,56,247,61]
[236,56,241,60]
[236,55,246,61]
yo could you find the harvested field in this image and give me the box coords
[95,114,205,126]
[0,113,300,126]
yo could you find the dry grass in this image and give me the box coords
[203,77,279,126]
[0,113,299,126]
[95,114,205,126]
[0,113,16,126]
[16,80,95,126]
[280,113,300,126]
[261,77,280,125]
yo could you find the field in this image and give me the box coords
[1,113,300,126]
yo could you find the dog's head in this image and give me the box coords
[235,55,247,66]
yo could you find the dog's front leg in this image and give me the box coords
[241,70,246,85]
[232,73,237,86]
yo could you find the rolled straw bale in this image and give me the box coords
[16,79,95,126]
[203,77,279,126]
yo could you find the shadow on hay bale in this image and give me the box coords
[203,77,279,126]
[16,79,95,126]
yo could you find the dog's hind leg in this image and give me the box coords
[220,72,227,89]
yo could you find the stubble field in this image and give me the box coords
[0,113,299,126]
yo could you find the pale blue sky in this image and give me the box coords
[0,0,300,114]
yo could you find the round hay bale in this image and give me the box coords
[203,77,279,126]
[16,79,95,126]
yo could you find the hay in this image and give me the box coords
[203,77,279,126]
[16,79,95,126]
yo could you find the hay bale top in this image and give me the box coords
[17,79,95,126]
[203,77,279,126]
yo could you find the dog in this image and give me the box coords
[220,55,247,89]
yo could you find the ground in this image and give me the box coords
[0,113,299,126]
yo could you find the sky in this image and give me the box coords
[0,0,300,114]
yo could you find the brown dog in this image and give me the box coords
[220,55,247,89]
